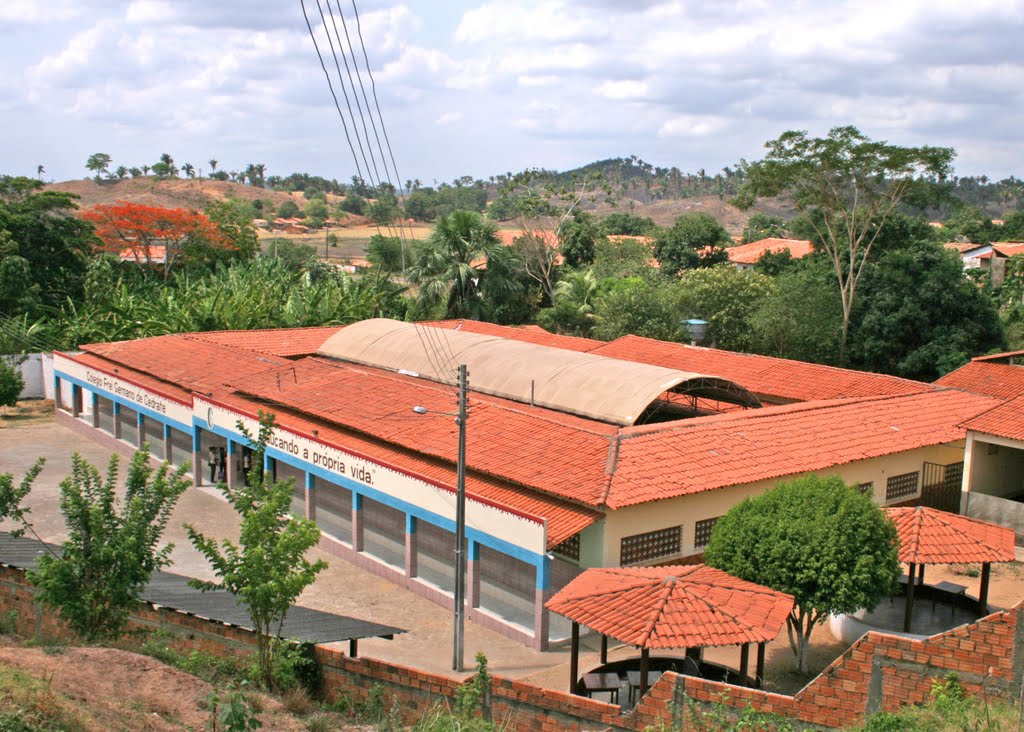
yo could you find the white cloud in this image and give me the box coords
[658,115,730,138]
[0,0,80,23]
[595,80,649,101]
[435,111,463,126]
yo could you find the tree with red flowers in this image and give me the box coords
[82,201,236,279]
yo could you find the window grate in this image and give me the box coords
[621,526,681,565]
[694,517,719,548]
[858,482,874,495]
[886,472,919,501]
[552,534,580,562]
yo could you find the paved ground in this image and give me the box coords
[3,414,1023,696]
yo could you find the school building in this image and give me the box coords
[52,318,1002,649]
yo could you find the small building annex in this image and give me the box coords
[52,319,1000,650]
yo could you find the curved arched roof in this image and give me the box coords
[317,319,759,425]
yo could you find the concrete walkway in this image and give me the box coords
[0,418,578,682]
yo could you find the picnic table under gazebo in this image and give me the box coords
[886,506,1016,632]
[546,565,793,703]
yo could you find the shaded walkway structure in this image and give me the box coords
[547,565,793,702]
[886,506,1016,632]
[0,532,403,655]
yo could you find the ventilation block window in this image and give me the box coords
[857,482,874,495]
[693,517,720,548]
[620,525,681,565]
[886,472,919,501]
[552,533,581,562]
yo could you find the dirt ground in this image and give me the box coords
[0,399,54,428]
[0,643,314,732]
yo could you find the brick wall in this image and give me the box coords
[1,561,1020,730]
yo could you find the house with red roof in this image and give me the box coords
[726,238,813,270]
[52,319,999,650]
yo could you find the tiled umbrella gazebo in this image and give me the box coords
[886,506,1016,632]
[546,565,793,699]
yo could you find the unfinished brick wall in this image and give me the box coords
[0,561,1020,730]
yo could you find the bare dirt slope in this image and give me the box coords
[0,644,314,731]
[47,177,300,211]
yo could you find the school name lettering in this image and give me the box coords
[85,371,167,414]
[267,433,374,485]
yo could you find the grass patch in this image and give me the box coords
[0,665,88,732]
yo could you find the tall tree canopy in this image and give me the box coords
[738,126,955,361]
[407,209,520,320]
[0,177,94,312]
[849,242,1005,380]
[704,475,900,673]
[82,201,234,279]
[652,211,731,275]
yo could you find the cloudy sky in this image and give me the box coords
[2,0,1022,185]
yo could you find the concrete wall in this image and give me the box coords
[966,434,1024,499]
[966,492,1024,542]
[9,352,53,400]
[603,443,966,566]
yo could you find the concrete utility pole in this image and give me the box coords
[453,363,468,672]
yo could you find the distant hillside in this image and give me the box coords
[47,177,299,212]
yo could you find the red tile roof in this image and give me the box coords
[934,360,1024,400]
[64,352,193,404]
[184,327,343,357]
[944,241,987,254]
[604,389,1000,509]
[545,565,793,649]
[727,238,813,266]
[591,335,932,404]
[961,393,1024,441]
[228,356,618,506]
[80,335,287,396]
[423,319,602,353]
[886,507,1015,565]
[211,393,599,547]
[992,242,1024,257]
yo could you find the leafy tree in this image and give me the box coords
[537,269,599,336]
[367,190,400,225]
[129,167,143,179]
[0,245,42,315]
[0,458,43,528]
[82,202,235,280]
[303,197,329,228]
[407,210,521,319]
[849,242,1005,380]
[559,210,599,268]
[652,212,731,275]
[1002,209,1024,241]
[366,234,405,273]
[512,232,560,303]
[741,213,787,244]
[337,194,367,216]
[267,239,317,272]
[592,277,681,341]
[85,153,112,180]
[0,177,94,309]
[28,449,190,640]
[599,212,655,236]
[592,236,657,280]
[675,266,776,351]
[704,475,901,673]
[738,126,955,360]
[750,259,843,364]
[158,153,178,177]
[186,412,327,688]
[276,199,300,219]
[943,205,1001,245]
[0,358,24,413]
[205,200,260,261]
[753,248,796,277]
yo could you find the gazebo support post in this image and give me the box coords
[903,562,917,633]
[639,647,650,699]
[756,643,766,689]
[569,621,580,695]
[979,563,992,617]
[739,643,750,686]
[600,634,608,665]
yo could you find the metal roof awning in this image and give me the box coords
[317,319,760,425]
[0,533,403,645]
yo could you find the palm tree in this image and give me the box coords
[36,165,44,180]
[142,165,150,176]
[182,163,195,179]
[406,210,520,319]
[554,268,598,313]
[159,153,178,176]
[208,158,218,173]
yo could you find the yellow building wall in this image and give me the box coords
[601,442,965,567]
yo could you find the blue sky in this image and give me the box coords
[2,0,1023,185]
